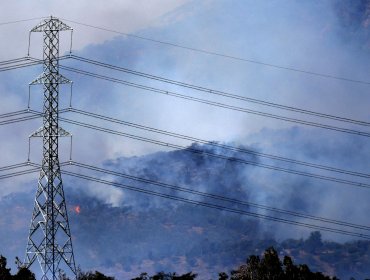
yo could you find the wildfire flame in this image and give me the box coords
[74,205,81,214]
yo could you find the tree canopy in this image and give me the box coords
[131,271,197,280]
[0,255,36,280]
[0,246,344,280]
[224,247,338,280]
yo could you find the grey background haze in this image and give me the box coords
[0,0,370,278]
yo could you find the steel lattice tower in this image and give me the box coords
[24,17,76,280]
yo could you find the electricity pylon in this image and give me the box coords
[23,17,76,280]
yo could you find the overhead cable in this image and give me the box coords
[0,167,39,180]
[57,116,370,189]
[0,114,41,126]
[0,60,41,72]
[0,109,30,119]
[0,162,30,172]
[61,168,370,240]
[59,65,370,138]
[71,55,370,127]
[69,160,370,231]
[0,55,71,72]
[66,107,370,180]
[0,57,29,65]
[0,17,46,27]
[60,18,370,86]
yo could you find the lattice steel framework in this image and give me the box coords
[24,17,76,280]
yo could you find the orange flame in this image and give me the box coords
[74,205,81,214]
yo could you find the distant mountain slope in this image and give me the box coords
[2,126,370,279]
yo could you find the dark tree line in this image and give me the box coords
[220,247,339,280]
[0,255,35,280]
[131,272,197,280]
[2,247,358,280]
[59,268,115,280]
[130,247,341,280]
[0,255,114,280]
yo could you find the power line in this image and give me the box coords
[8,162,370,241]
[70,55,370,128]
[0,162,71,180]
[0,57,42,72]
[0,167,39,180]
[69,160,370,232]
[0,57,29,65]
[59,65,370,138]
[58,116,370,190]
[0,109,30,119]
[0,56,71,72]
[0,163,72,180]
[0,61,42,72]
[60,18,370,86]
[0,17,46,27]
[0,114,41,126]
[66,107,370,180]
[60,168,370,240]
[0,162,30,172]
[19,58,370,139]
[0,59,370,137]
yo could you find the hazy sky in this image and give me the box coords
[0,0,189,58]
[1,1,370,279]
[1,0,370,267]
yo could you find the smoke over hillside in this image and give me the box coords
[2,126,370,279]
[0,1,370,279]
